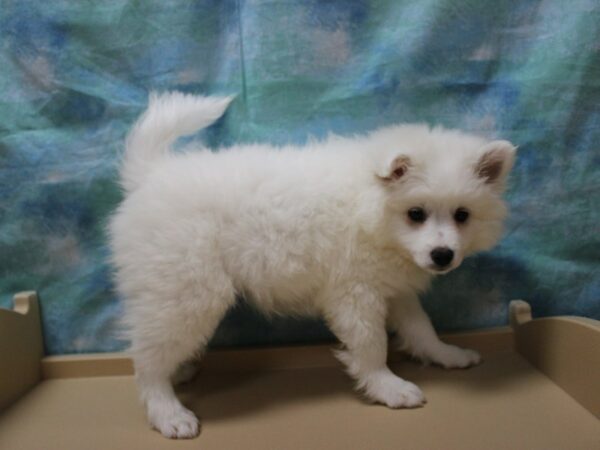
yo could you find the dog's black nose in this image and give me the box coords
[430,247,454,268]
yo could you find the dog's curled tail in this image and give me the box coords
[120,91,234,192]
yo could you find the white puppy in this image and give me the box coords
[109,92,516,438]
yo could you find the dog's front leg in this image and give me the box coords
[388,293,481,368]
[324,284,425,408]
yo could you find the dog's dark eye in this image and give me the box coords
[407,207,427,223]
[454,208,470,224]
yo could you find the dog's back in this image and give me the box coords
[111,93,381,318]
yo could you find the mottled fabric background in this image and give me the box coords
[1,0,598,355]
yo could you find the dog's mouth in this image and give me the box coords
[426,265,454,275]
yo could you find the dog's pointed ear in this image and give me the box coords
[475,140,517,187]
[376,155,412,182]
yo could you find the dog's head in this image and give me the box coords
[371,125,516,274]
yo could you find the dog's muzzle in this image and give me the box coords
[430,247,454,269]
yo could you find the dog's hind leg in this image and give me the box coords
[128,281,235,439]
[388,293,481,368]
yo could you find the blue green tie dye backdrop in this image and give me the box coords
[1,1,598,355]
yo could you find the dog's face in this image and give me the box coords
[373,126,516,274]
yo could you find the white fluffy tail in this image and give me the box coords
[120,91,233,192]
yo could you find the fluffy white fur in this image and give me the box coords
[109,92,516,439]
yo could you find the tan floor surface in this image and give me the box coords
[0,348,598,450]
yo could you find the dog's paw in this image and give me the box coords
[363,372,426,408]
[149,404,200,439]
[432,345,481,369]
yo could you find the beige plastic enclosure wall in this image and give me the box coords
[0,292,598,450]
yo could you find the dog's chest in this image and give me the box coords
[368,252,431,297]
